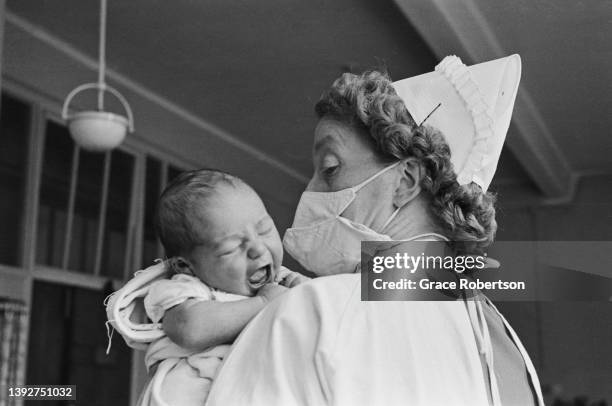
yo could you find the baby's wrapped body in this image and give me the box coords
[144,273,247,406]
[106,261,246,406]
[106,169,306,405]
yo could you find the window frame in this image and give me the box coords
[0,78,193,405]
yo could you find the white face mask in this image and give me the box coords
[283,162,402,276]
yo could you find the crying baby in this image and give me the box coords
[109,169,309,406]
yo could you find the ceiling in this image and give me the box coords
[5,0,611,197]
[473,0,612,173]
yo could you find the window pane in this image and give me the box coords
[37,121,73,268]
[69,149,105,273]
[100,150,134,279]
[0,93,30,266]
[27,281,132,405]
[37,121,136,277]
[141,157,161,267]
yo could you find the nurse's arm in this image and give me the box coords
[206,276,357,406]
[163,284,287,351]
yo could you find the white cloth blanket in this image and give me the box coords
[106,260,244,406]
[106,261,169,352]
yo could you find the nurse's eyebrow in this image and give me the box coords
[313,134,341,154]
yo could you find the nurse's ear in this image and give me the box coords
[392,158,423,208]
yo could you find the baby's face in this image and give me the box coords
[186,185,283,296]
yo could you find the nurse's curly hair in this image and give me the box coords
[315,70,497,255]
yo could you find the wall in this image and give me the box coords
[2,14,305,236]
[495,173,612,403]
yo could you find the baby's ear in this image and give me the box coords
[169,257,194,275]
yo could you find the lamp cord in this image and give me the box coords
[97,0,107,110]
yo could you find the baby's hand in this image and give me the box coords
[257,283,288,303]
[276,267,311,288]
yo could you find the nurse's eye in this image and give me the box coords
[319,154,340,180]
[321,164,339,178]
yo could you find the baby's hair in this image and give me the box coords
[155,169,246,258]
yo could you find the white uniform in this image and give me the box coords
[206,273,544,406]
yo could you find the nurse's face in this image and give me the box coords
[308,117,398,231]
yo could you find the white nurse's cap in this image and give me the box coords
[392,54,521,192]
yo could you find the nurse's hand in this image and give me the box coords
[257,283,289,303]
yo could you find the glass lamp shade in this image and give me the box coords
[67,111,129,152]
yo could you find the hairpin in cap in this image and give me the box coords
[418,103,442,127]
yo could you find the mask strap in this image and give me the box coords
[351,161,402,193]
[380,206,401,232]
[405,232,450,242]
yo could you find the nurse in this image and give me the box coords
[206,55,544,406]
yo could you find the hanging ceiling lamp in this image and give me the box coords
[62,0,134,152]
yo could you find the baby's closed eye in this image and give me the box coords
[256,217,275,235]
[216,238,243,256]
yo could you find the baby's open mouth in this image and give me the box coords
[248,264,272,288]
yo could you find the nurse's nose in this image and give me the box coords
[305,176,318,192]
[247,238,266,260]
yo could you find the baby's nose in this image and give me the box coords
[247,239,266,259]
